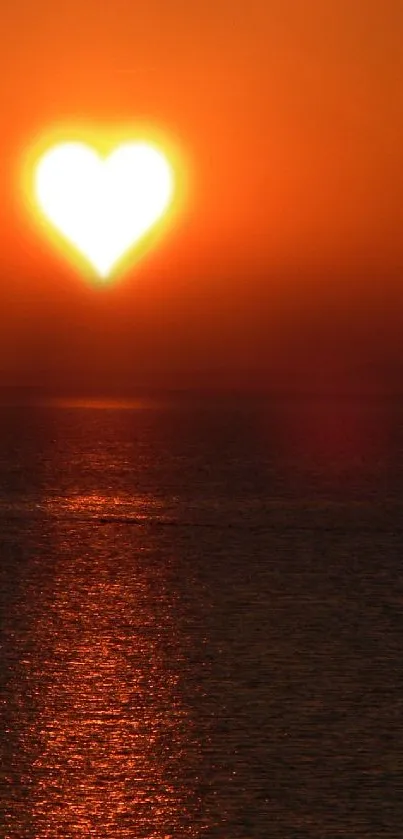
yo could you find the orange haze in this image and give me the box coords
[0,0,403,391]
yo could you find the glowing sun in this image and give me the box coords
[28,138,176,279]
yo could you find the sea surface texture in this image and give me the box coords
[1,394,403,837]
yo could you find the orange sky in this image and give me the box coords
[0,0,403,389]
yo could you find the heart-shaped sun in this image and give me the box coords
[29,139,175,279]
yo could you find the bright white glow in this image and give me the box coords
[34,142,174,277]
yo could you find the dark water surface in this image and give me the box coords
[1,394,403,837]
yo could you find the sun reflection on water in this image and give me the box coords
[24,522,200,837]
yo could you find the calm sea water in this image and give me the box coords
[1,394,403,837]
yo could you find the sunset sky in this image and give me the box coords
[0,0,403,391]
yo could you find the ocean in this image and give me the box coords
[1,393,403,837]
